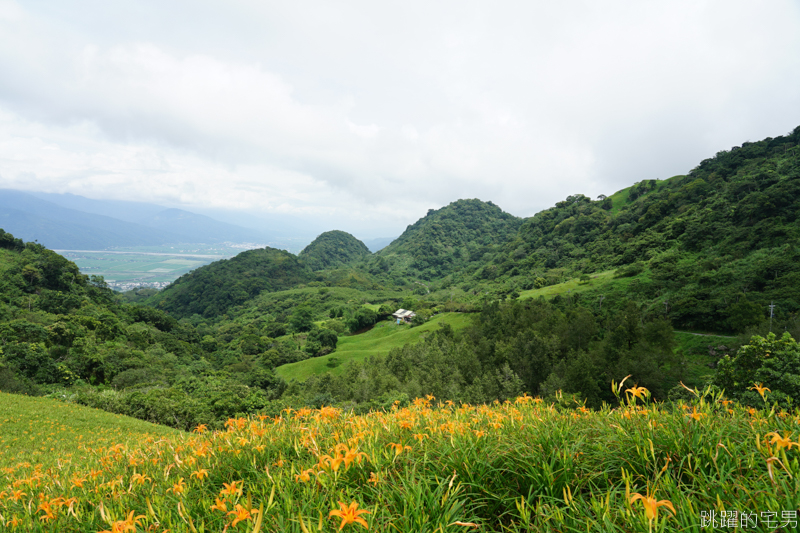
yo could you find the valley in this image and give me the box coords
[1,125,800,531]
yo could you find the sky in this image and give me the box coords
[0,0,799,239]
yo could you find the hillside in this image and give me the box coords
[0,392,179,469]
[484,126,800,332]
[149,247,313,319]
[0,229,201,396]
[376,199,522,281]
[298,230,371,271]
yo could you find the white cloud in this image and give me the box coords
[0,0,798,237]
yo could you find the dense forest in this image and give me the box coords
[374,199,522,281]
[2,126,800,430]
[147,247,313,319]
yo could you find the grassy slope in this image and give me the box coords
[277,312,474,382]
[607,175,684,216]
[0,392,181,469]
[518,269,617,300]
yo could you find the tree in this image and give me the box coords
[715,332,800,406]
[726,299,763,333]
[289,306,315,333]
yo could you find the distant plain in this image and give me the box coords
[55,243,261,287]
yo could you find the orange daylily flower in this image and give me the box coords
[130,473,151,486]
[220,480,243,497]
[191,468,209,481]
[329,501,370,530]
[295,468,314,483]
[387,442,411,456]
[626,386,650,402]
[630,492,675,521]
[99,510,146,533]
[168,477,186,495]
[210,497,228,513]
[749,383,771,400]
[227,503,258,527]
[765,431,800,452]
[688,407,705,422]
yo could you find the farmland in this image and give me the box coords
[55,243,264,289]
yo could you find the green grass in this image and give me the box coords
[672,331,738,389]
[606,175,683,216]
[277,312,475,382]
[519,270,616,300]
[0,392,180,469]
[608,186,632,216]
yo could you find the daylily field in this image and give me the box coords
[1,383,799,532]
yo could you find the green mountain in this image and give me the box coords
[485,125,800,332]
[149,247,313,319]
[376,199,522,281]
[298,230,371,271]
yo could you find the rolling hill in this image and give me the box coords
[298,230,372,271]
[376,198,522,280]
[149,247,313,318]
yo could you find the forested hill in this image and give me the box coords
[298,230,371,271]
[149,247,312,319]
[376,199,522,280]
[485,125,800,332]
[0,229,201,393]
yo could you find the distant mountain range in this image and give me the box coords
[0,190,284,249]
[0,190,399,252]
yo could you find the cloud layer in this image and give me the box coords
[1,0,798,237]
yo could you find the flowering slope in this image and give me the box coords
[0,388,798,532]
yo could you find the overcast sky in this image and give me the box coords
[0,0,798,238]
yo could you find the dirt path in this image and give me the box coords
[674,330,736,339]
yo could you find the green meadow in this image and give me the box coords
[0,392,180,470]
[277,312,474,382]
[518,269,617,300]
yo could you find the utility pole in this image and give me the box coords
[769,301,775,332]
[599,295,605,311]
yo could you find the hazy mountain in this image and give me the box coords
[27,191,166,224]
[362,236,395,252]
[136,208,268,243]
[0,189,272,248]
[0,190,185,248]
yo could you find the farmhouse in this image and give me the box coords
[392,309,416,324]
